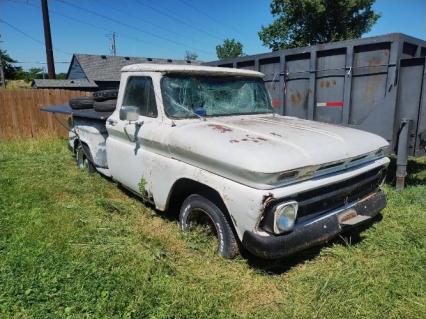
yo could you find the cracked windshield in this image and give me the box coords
[162,75,273,118]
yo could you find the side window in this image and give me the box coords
[122,77,158,117]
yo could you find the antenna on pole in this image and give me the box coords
[41,0,56,79]
[112,32,116,56]
[106,32,117,56]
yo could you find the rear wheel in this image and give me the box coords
[75,144,95,174]
[179,194,239,258]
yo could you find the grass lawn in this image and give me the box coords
[0,138,425,318]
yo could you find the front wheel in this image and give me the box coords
[179,194,239,259]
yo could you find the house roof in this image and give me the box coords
[32,79,98,89]
[122,63,264,77]
[68,54,201,82]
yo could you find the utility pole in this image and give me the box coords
[0,57,5,89]
[0,35,5,88]
[107,32,117,56]
[41,0,56,79]
[112,32,116,56]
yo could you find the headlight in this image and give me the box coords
[273,201,298,234]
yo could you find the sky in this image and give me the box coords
[0,0,425,73]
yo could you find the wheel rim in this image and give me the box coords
[186,208,217,236]
[184,207,222,254]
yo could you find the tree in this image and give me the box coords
[25,68,44,81]
[56,73,67,79]
[14,67,45,82]
[259,0,380,50]
[216,38,244,60]
[184,51,198,61]
[0,49,21,79]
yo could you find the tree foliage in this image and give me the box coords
[259,0,380,50]
[216,38,244,60]
[0,49,21,79]
[184,51,198,61]
[56,73,67,79]
[15,68,44,82]
[0,50,52,81]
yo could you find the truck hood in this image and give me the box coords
[167,114,389,188]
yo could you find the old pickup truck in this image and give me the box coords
[43,64,390,259]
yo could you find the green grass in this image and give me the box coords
[0,138,425,318]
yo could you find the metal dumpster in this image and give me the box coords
[205,33,426,189]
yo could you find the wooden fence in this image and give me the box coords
[0,89,90,138]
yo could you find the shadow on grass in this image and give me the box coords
[241,214,383,275]
[385,156,426,187]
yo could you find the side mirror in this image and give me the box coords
[120,106,139,122]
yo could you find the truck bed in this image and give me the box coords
[41,104,113,121]
[42,103,112,177]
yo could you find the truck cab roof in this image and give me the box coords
[120,63,264,78]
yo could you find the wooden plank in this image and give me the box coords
[9,90,19,137]
[0,88,92,138]
[23,89,34,137]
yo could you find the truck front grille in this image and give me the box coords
[292,166,387,222]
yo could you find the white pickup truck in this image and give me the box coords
[44,64,390,259]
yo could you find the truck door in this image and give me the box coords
[106,75,160,193]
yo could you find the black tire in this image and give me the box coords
[69,96,94,109]
[93,89,118,101]
[94,99,117,112]
[180,194,239,259]
[75,144,96,174]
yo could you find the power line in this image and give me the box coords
[4,0,153,49]
[12,61,69,64]
[5,0,213,57]
[95,0,195,41]
[134,0,223,42]
[4,0,114,33]
[56,0,215,56]
[175,0,244,36]
[0,18,71,56]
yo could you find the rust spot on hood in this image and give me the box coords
[232,135,268,144]
[208,124,233,133]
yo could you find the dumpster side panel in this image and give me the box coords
[259,57,282,113]
[396,58,426,156]
[284,53,310,119]
[314,49,346,124]
[415,65,426,156]
[348,43,395,141]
